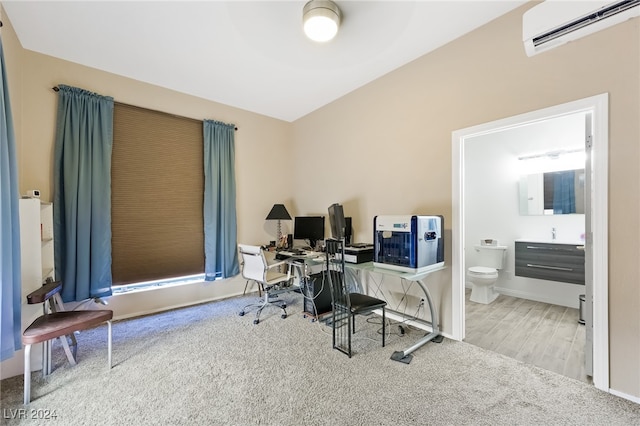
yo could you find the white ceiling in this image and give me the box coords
[2,1,528,122]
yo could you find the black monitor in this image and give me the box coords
[344,217,352,246]
[329,203,354,245]
[328,203,346,240]
[293,216,325,249]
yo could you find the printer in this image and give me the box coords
[373,215,444,273]
[340,243,374,264]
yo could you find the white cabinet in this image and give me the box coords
[40,202,55,285]
[19,198,55,298]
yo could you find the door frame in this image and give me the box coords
[451,94,609,391]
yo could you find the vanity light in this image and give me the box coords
[518,148,585,175]
[303,0,341,42]
[517,148,582,161]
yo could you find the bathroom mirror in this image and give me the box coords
[519,169,585,215]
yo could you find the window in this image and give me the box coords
[111,104,205,285]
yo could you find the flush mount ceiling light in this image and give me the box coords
[303,0,342,42]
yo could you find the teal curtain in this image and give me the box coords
[203,120,239,280]
[553,170,576,214]
[0,36,22,361]
[53,85,114,302]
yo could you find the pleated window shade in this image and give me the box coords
[111,104,205,285]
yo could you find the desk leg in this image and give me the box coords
[345,268,363,293]
[390,278,443,364]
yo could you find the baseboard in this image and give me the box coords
[112,291,246,321]
[381,310,433,333]
[494,286,578,309]
[609,388,640,404]
[380,309,455,340]
[439,331,455,340]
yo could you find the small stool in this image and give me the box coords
[22,281,113,404]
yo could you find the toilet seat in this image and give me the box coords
[468,266,497,275]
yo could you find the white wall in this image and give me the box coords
[464,113,586,308]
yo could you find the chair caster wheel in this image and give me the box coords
[281,314,287,319]
[239,311,245,316]
[282,304,287,309]
[253,319,259,325]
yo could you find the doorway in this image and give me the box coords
[451,94,609,391]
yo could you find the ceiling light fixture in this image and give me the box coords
[303,0,342,42]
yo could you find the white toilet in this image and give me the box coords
[467,239,507,304]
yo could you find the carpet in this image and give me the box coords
[1,293,639,425]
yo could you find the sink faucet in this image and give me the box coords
[552,227,557,241]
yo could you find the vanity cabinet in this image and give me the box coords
[515,241,585,285]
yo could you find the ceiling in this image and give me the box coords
[2,1,528,122]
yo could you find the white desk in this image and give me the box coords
[278,250,326,271]
[345,262,446,363]
[279,252,445,363]
[277,250,325,261]
[281,251,329,320]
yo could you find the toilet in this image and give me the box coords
[467,239,507,304]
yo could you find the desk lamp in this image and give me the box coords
[266,204,291,248]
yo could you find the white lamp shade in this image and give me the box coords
[303,0,341,42]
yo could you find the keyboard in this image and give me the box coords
[276,250,305,259]
[276,249,324,261]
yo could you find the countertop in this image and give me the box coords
[515,239,585,246]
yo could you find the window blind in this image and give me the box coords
[111,104,205,285]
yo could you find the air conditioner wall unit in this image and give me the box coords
[523,0,640,57]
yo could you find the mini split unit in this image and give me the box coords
[523,0,640,56]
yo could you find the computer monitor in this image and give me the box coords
[329,203,354,246]
[344,217,352,246]
[293,216,325,249]
[328,203,346,239]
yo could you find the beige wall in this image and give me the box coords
[3,6,295,318]
[292,5,639,398]
[19,52,294,223]
[4,4,639,399]
[18,50,295,311]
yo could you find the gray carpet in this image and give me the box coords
[1,293,639,425]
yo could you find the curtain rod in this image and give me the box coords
[52,86,237,130]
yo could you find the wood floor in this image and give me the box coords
[464,289,591,384]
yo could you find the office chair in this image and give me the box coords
[238,244,293,324]
[325,238,387,357]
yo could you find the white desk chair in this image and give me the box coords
[238,244,292,324]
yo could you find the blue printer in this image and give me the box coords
[373,215,445,273]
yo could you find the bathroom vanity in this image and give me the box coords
[515,240,585,285]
